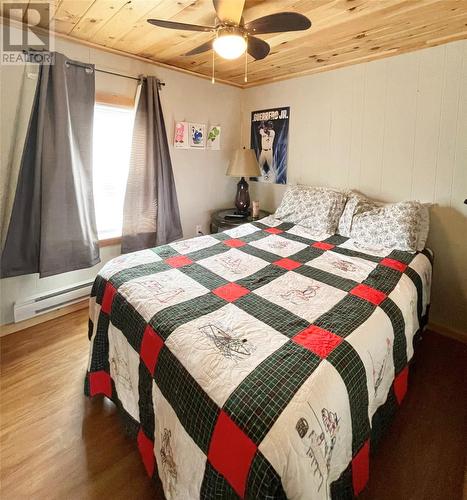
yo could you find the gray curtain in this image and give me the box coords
[121,76,182,253]
[1,53,99,278]
[1,62,40,250]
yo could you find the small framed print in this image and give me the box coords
[189,123,206,148]
[207,125,221,150]
[174,121,188,149]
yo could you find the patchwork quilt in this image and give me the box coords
[85,216,432,499]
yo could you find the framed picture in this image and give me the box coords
[250,107,289,184]
[173,121,188,149]
[206,125,221,150]
[189,123,206,148]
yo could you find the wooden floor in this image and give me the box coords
[1,309,465,499]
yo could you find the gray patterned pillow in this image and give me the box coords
[337,192,368,237]
[350,200,424,252]
[275,185,347,233]
[417,204,431,251]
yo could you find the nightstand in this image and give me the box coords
[210,208,271,233]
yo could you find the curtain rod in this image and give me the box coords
[22,49,165,87]
[69,61,165,87]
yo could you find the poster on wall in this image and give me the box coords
[250,107,289,184]
[206,125,221,150]
[173,121,189,149]
[189,122,206,148]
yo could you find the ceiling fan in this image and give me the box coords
[147,0,311,62]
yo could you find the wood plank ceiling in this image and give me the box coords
[7,0,467,87]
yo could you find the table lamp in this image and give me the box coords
[226,148,261,215]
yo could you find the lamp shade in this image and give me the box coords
[213,34,247,60]
[226,149,261,177]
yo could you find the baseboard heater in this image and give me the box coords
[13,280,93,323]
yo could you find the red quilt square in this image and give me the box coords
[213,283,250,302]
[312,242,335,251]
[380,257,407,272]
[264,227,283,234]
[101,282,117,314]
[140,325,164,376]
[165,255,193,268]
[224,239,246,248]
[394,365,409,404]
[350,284,387,306]
[292,325,343,358]
[352,440,370,495]
[273,258,301,271]
[208,410,257,498]
[88,370,112,398]
[137,428,155,477]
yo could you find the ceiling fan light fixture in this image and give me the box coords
[213,32,247,59]
[148,3,312,64]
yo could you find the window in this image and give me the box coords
[93,103,134,240]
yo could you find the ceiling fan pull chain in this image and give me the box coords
[244,45,248,83]
[212,49,215,84]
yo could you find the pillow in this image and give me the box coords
[417,204,431,251]
[275,185,347,234]
[339,191,431,251]
[350,200,424,252]
[337,192,368,237]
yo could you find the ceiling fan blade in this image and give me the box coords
[245,12,311,34]
[184,39,214,56]
[247,36,270,60]
[147,19,214,32]
[212,0,245,25]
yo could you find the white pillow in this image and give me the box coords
[337,192,368,237]
[275,185,347,234]
[417,204,431,251]
[339,191,431,252]
[350,200,425,253]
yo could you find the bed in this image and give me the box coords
[85,215,432,499]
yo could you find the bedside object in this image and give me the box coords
[226,148,261,215]
[252,200,260,218]
[210,208,271,233]
[225,213,248,220]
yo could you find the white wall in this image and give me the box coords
[242,41,467,335]
[0,28,241,325]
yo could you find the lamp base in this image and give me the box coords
[235,177,250,215]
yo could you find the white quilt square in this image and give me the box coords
[118,269,209,321]
[166,303,289,407]
[258,215,282,227]
[152,383,207,499]
[99,249,161,280]
[286,225,331,242]
[345,309,395,422]
[388,274,419,360]
[170,235,219,255]
[249,234,307,258]
[197,248,268,281]
[108,324,140,422]
[408,252,432,314]
[223,223,261,238]
[259,360,352,499]
[306,251,377,282]
[254,271,346,323]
